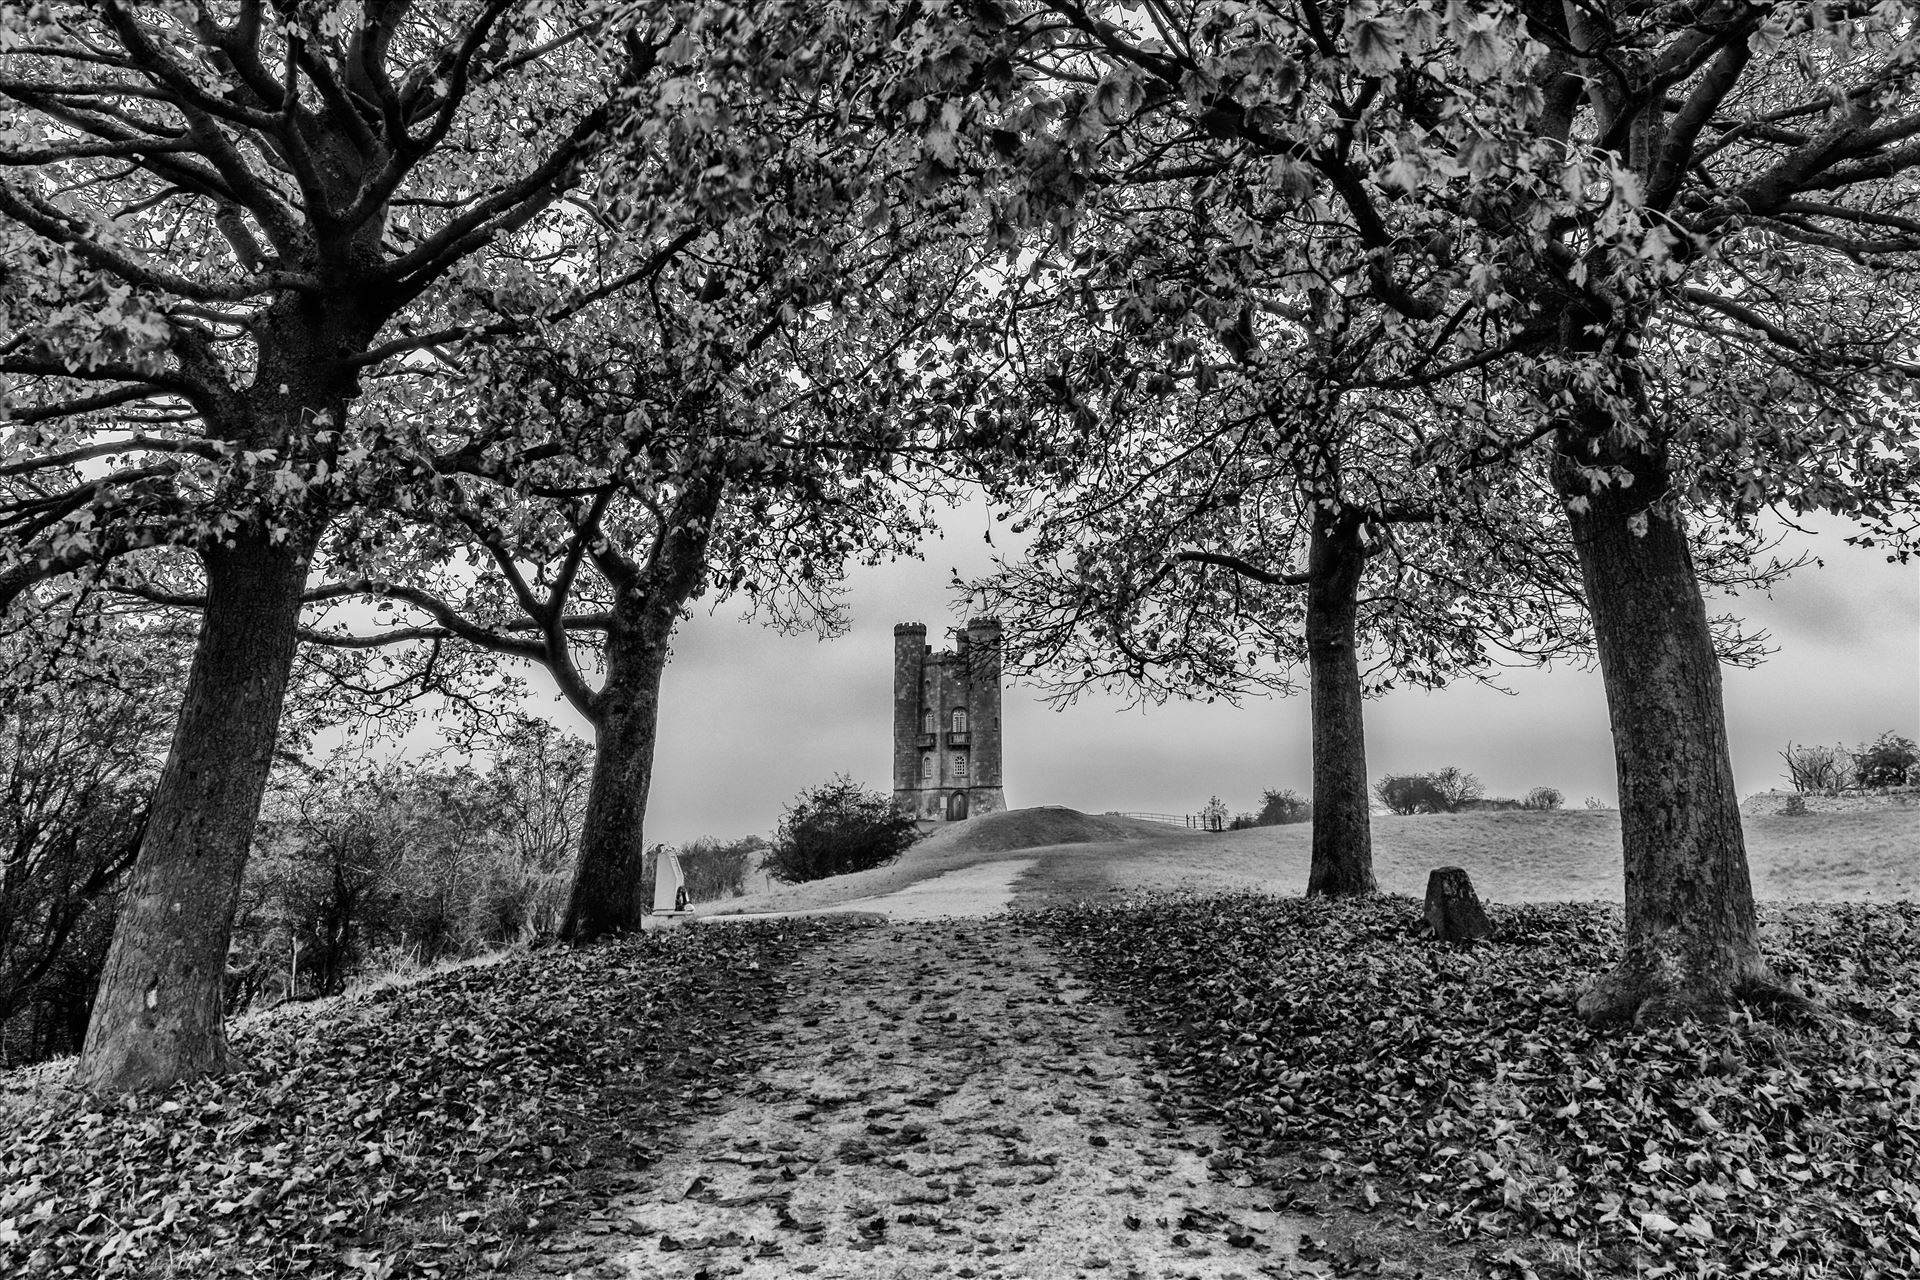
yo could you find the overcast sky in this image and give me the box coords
[532,504,1919,847]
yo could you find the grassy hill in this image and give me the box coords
[708,805,1920,918]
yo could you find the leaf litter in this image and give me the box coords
[1025,894,1920,1279]
[0,919,848,1278]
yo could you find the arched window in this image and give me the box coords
[952,753,967,778]
[951,708,967,733]
[921,708,933,734]
[922,754,934,781]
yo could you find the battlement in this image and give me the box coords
[893,622,927,635]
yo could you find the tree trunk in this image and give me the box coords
[559,610,675,943]
[557,460,729,943]
[1305,510,1377,897]
[76,533,311,1092]
[1552,428,1783,1024]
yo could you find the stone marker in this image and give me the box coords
[1424,866,1491,943]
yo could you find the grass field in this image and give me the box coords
[703,805,1920,918]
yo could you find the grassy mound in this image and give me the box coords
[0,918,862,1279]
[1027,894,1920,1278]
[913,805,1202,856]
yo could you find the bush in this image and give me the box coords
[1427,767,1484,812]
[1375,769,1482,815]
[762,776,919,883]
[655,836,762,902]
[1255,788,1312,825]
[1852,732,1919,788]
[1782,793,1809,816]
[1780,741,1851,792]
[1199,796,1230,832]
[1375,773,1447,815]
[1523,786,1564,811]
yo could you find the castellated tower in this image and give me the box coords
[892,619,1007,825]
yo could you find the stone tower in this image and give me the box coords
[892,619,1007,825]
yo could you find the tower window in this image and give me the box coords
[922,754,933,781]
[922,708,933,734]
[953,752,967,777]
[951,708,967,733]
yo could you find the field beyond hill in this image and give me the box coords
[706,804,1920,919]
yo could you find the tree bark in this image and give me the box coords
[1552,426,1784,1024]
[560,610,675,943]
[1305,510,1377,897]
[75,533,311,1092]
[558,461,729,943]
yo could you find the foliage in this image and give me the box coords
[1374,773,1446,816]
[0,918,857,1277]
[1851,733,1920,790]
[0,597,186,1064]
[1256,789,1312,826]
[646,837,763,905]
[762,776,919,884]
[1230,789,1312,828]
[1780,743,1854,794]
[1522,787,1564,812]
[1199,796,1231,833]
[231,724,590,1006]
[1781,794,1809,818]
[1426,767,1485,813]
[1376,768,1485,816]
[1029,894,1920,1279]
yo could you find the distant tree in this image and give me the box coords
[1374,774,1446,817]
[1255,789,1312,827]
[1199,796,1231,833]
[1427,768,1485,815]
[763,777,918,884]
[1852,734,1920,790]
[1523,788,1564,812]
[1780,743,1852,794]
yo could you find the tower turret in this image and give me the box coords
[891,623,927,814]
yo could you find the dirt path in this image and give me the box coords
[518,919,1315,1279]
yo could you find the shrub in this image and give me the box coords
[1375,773,1447,815]
[1375,769,1482,815]
[1852,732,1919,789]
[676,836,762,901]
[1255,788,1312,826]
[1427,767,1484,812]
[763,776,919,883]
[1780,741,1851,792]
[1199,796,1230,832]
[1523,786,1564,811]
[1782,793,1809,816]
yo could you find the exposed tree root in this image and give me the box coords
[1577,963,1822,1029]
